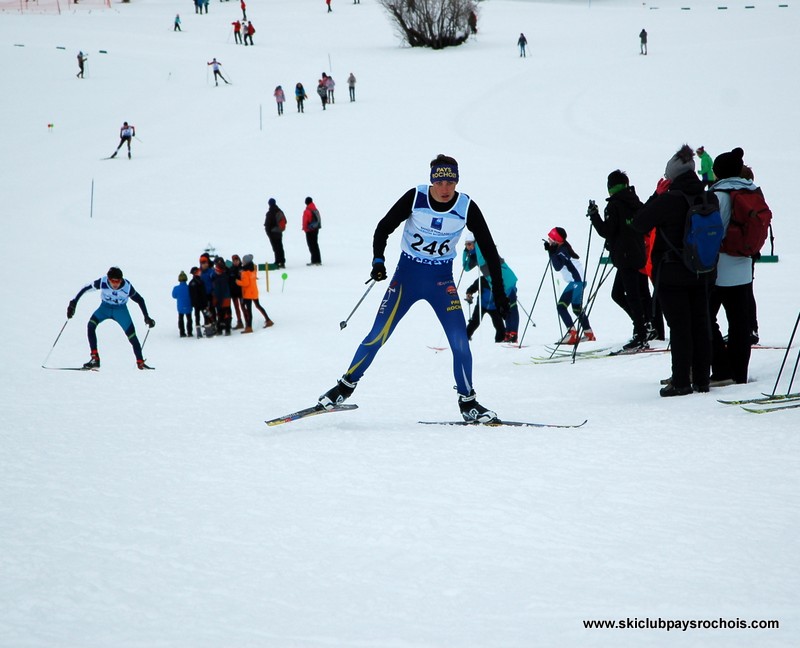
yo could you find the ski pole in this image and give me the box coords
[570,246,606,361]
[547,262,565,357]
[141,327,152,352]
[570,219,597,356]
[770,310,800,396]
[518,260,549,348]
[41,319,70,368]
[340,279,376,330]
[786,345,800,396]
[454,265,465,291]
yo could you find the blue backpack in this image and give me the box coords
[663,190,724,275]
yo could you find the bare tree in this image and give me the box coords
[378,0,478,49]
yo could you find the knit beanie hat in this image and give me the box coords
[664,144,696,180]
[242,254,253,265]
[178,271,188,282]
[712,147,745,180]
[548,227,567,244]
[107,266,123,280]
[607,169,629,195]
[268,198,276,207]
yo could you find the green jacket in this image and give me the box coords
[699,151,715,181]
[462,244,517,294]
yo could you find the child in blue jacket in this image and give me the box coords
[172,271,193,337]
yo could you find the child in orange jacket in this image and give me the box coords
[236,255,274,332]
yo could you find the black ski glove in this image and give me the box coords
[543,240,555,253]
[66,300,77,319]
[145,317,156,328]
[370,258,387,282]
[587,200,599,220]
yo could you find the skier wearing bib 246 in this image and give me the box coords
[66,267,156,370]
[318,154,509,423]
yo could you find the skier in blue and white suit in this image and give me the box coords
[544,227,594,345]
[318,154,509,423]
[66,266,156,370]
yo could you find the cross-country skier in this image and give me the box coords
[462,231,519,342]
[110,121,135,159]
[207,58,229,86]
[544,227,595,345]
[66,267,155,370]
[76,51,87,78]
[317,154,509,423]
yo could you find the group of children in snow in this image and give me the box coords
[274,72,357,115]
[172,253,274,339]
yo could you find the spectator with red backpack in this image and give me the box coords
[244,21,255,46]
[264,197,287,268]
[709,147,773,386]
[302,197,322,266]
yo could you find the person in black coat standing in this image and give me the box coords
[264,198,287,268]
[188,266,208,337]
[589,170,651,350]
[632,144,718,396]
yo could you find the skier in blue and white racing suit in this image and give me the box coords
[66,266,156,370]
[318,154,509,422]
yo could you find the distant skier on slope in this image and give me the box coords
[110,121,135,159]
[207,58,229,86]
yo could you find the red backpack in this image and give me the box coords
[719,187,773,257]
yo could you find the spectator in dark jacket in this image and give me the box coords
[212,257,232,335]
[228,254,245,329]
[264,198,287,268]
[188,266,208,337]
[589,170,652,350]
[199,253,216,326]
[632,144,717,396]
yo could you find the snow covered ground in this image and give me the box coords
[1,0,799,646]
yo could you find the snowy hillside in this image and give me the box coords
[1,0,799,646]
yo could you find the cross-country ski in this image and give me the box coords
[265,404,358,426]
[419,418,588,429]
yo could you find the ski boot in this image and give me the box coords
[621,334,649,352]
[318,377,357,410]
[560,328,579,345]
[458,390,498,423]
[137,359,155,370]
[582,329,597,342]
[83,351,100,370]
